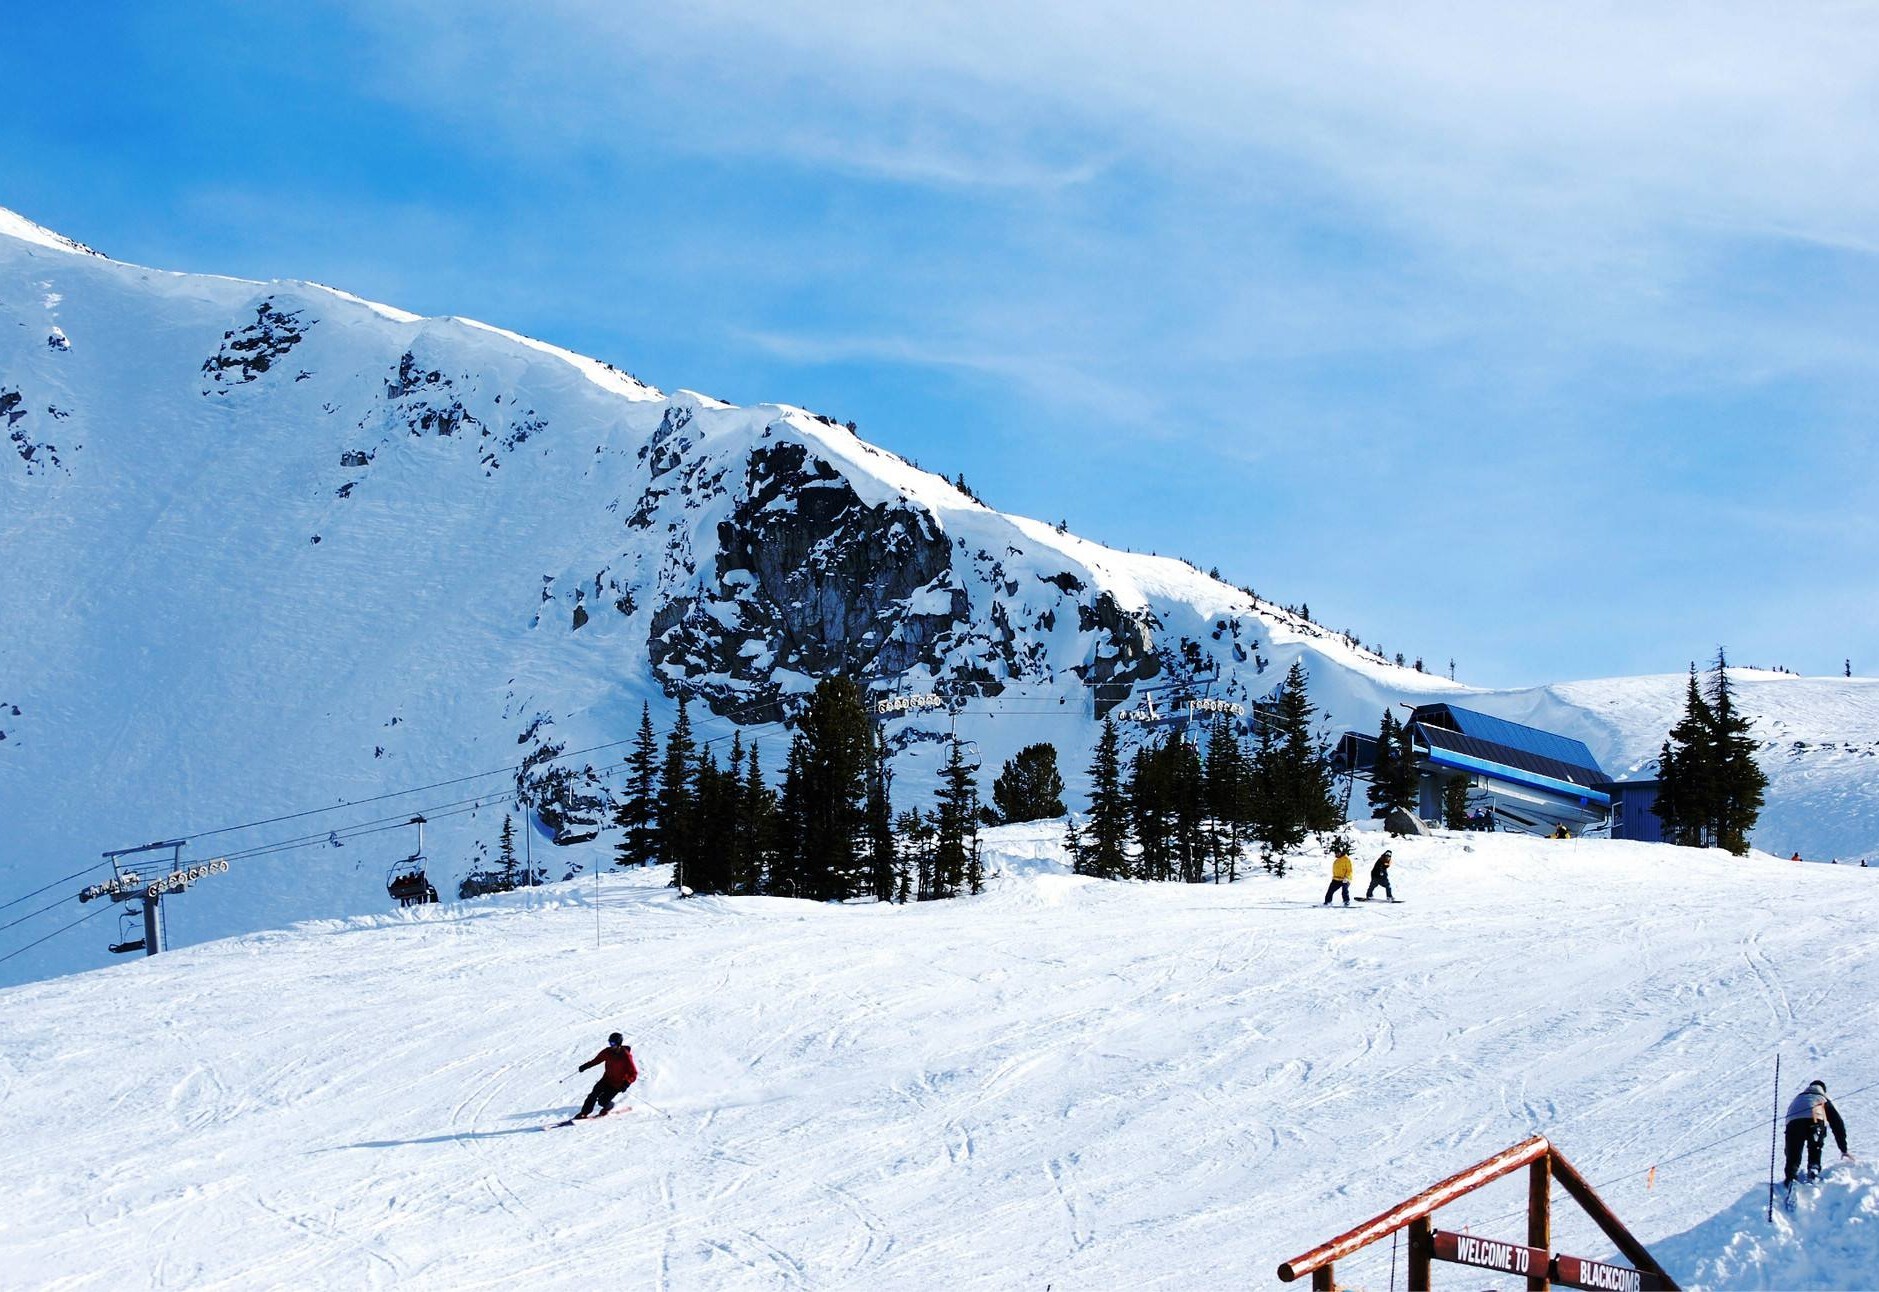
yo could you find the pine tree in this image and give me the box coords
[898,808,936,901]
[1442,776,1470,830]
[991,743,1067,823]
[688,747,733,894]
[866,726,896,902]
[734,741,772,895]
[1077,719,1131,880]
[1365,709,1402,818]
[1129,743,1172,882]
[1707,649,1767,855]
[1168,735,1208,883]
[1654,665,1714,847]
[932,737,981,899]
[1652,651,1767,855]
[1203,720,1248,882]
[792,676,871,901]
[614,702,659,868]
[658,696,697,889]
[1250,661,1341,865]
[771,735,810,897]
[496,812,520,887]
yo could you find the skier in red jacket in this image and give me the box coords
[574,1032,638,1119]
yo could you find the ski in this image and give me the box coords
[552,1108,631,1127]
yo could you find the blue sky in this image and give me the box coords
[7,2,1876,686]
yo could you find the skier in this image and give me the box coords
[573,1032,638,1120]
[1323,851,1352,907]
[1549,823,1572,840]
[1364,850,1396,902]
[1783,1079,1851,1195]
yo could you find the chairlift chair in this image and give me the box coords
[385,815,439,907]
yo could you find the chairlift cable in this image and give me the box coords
[0,902,115,967]
[0,860,114,913]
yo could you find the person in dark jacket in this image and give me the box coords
[1784,1079,1850,1187]
[1364,850,1396,902]
[575,1032,638,1120]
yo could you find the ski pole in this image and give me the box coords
[1767,1053,1781,1223]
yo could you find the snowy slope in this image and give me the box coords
[3,829,1876,1289]
[3,201,1875,991]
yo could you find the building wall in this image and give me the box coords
[1610,784,1664,843]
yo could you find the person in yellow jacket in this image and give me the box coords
[1323,851,1353,907]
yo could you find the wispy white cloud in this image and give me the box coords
[306,0,1879,681]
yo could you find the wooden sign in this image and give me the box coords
[1554,1254,1668,1292]
[1431,1229,1548,1279]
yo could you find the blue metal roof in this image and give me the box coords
[1416,725,1610,801]
[1409,704,1602,776]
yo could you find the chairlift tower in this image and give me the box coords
[79,839,230,957]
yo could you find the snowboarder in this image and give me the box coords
[1549,823,1572,840]
[574,1032,638,1120]
[1783,1079,1851,1192]
[1364,850,1396,902]
[1323,851,1352,907]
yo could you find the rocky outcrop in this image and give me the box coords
[202,298,309,390]
[650,441,960,718]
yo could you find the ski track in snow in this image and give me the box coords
[4,826,1878,1289]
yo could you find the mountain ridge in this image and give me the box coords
[1,202,1869,987]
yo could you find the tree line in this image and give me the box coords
[456,659,1347,903]
[1065,660,1342,881]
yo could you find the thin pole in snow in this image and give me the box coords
[1768,1052,1781,1223]
[595,862,601,949]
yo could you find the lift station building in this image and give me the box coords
[1340,703,1612,836]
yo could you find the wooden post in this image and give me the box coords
[1549,1148,1679,1289]
[1408,1216,1432,1292]
[1312,1265,1335,1292]
[1528,1156,1552,1291]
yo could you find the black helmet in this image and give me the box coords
[609,1032,623,1046]
[1809,1079,1828,1094]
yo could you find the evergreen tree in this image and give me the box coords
[771,735,810,897]
[990,743,1067,823]
[866,725,897,902]
[1251,661,1341,863]
[932,737,981,899]
[1654,666,1714,848]
[1203,720,1249,882]
[688,747,734,894]
[496,812,520,886]
[1365,709,1403,818]
[1442,775,1470,830]
[898,808,936,901]
[1077,720,1131,880]
[792,676,872,901]
[1707,649,1767,855]
[613,702,659,868]
[658,696,696,889]
[1652,651,1767,854]
[1167,736,1208,883]
[1129,743,1172,882]
[734,741,772,895]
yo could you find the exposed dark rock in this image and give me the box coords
[202,299,310,390]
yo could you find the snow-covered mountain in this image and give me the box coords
[1,204,1872,985]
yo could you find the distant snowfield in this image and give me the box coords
[4,826,1875,1290]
